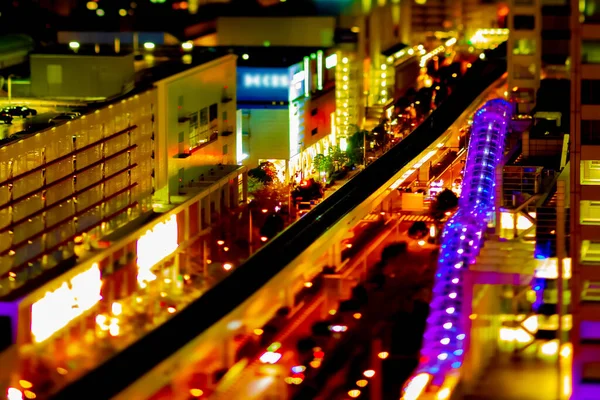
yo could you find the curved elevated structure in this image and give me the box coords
[409,99,512,387]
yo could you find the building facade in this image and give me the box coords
[570,0,600,397]
[236,49,337,182]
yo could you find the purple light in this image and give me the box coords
[411,99,512,385]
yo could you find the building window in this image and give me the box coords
[47,65,63,84]
[581,120,600,144]
[581,80,600,105]
[178,131,184,143]
[581,240,600,263]
[200,108,208,126]
[582,41,600,64]
[582,280,600,301]
[223,144,228,155]
[513,15,535,30]
[222,111,227,123]
[311,128,318,136]
[209,103,218,122]
[178,96,184,107]
[580,321,600,343]
[581,160,600,185]
[513,39,536,55]
[583,362,600,384]
[311,108,318,116]
[513,64,536,80]
[580,200,600,225]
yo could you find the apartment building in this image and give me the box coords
[570,0,600,397]
[508,0,542,113]
[0,47,247,398]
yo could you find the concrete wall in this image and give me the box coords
[216,17,336,47]
[243,108,290,168]
[30,53,135,99]
[154,55,238,204]
[305,89,336,149]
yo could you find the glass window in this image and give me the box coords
[223,144,228,155]
[581,280,600,301]
[582,80,600,105]
[513,39,536,55]
[200,108,208,126]
[513,15,535,30]
[582,0,600,23]
[513,64,536,80]
[209,103,218,121]
[581,240,600,263]
[581,120,600,144]
[580,200,600,224]
[581,160,600,184]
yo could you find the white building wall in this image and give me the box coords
[154,55,238,204]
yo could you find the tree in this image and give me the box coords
[408,221,428,239]
[347,130,366,166]
[248,161,278,184]
[431,189,459,220]
[260,213,285,239]
[330,146,349,171]
[313,154,333,176]
[247,176,265,195]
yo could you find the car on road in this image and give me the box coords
[49,112,80,124]
[3,105,37,118]
[0,112,13,124]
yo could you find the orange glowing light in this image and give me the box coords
[223,247,230,252]
[217,240,225,245]
[56,368,68,375]
[346,243,353,249]
[378,351,389,359]
[304,282,313,288]
[18,381,32,389]
[23,391,36,400]
[356,379,368,387]
[348,389,361,398]
[223,263,233,271]
[254,328,264,336]
[261,236,268,242]
[167,307,177,314]
[353,313,362,320]
[309,360,321,368]
[262,209,268,213]
[179,1,188,9]
[363,369,375,378]
[329,309,337,315]
[189,388,204,397]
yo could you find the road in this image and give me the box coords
[209,219,436,400]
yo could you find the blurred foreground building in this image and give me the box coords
[0,44,247,398]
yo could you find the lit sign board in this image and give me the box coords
[325,54,338,69]
[137,215,179,286]
[31,264,103,343]
[237,67,293,102]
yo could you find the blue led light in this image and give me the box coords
[413,99,512,380]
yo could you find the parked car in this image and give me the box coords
[0,112,13,124]
[3,105,37,118]
[49,112,80,124]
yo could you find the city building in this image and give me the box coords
[570,0,600,397]
[507,0,542,113]
[232,46,337,181]
[0,45,247,397]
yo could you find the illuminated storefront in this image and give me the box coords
[236,48,337,182]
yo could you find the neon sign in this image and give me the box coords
[325,54,337,69]
[137,215,179,286]
[31,264,103,343]
[243,73,289,89]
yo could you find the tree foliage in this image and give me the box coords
[430,189,459,220]
[248,161,278,184]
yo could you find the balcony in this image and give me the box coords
[221,88,233,104]
[220,126,234,136]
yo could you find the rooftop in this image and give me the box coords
[214,46,327,67]
[32,44,134,57]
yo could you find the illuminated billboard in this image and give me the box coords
[137,215,179,287]
[237,67,294,102]
[31,264,103,343]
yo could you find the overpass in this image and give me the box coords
[50,44,508,400]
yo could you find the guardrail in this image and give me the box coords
[400,99,513,399]
[52,43,508,400]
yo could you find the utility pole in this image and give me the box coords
[363,130,367,166]
[248,208,253,255]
